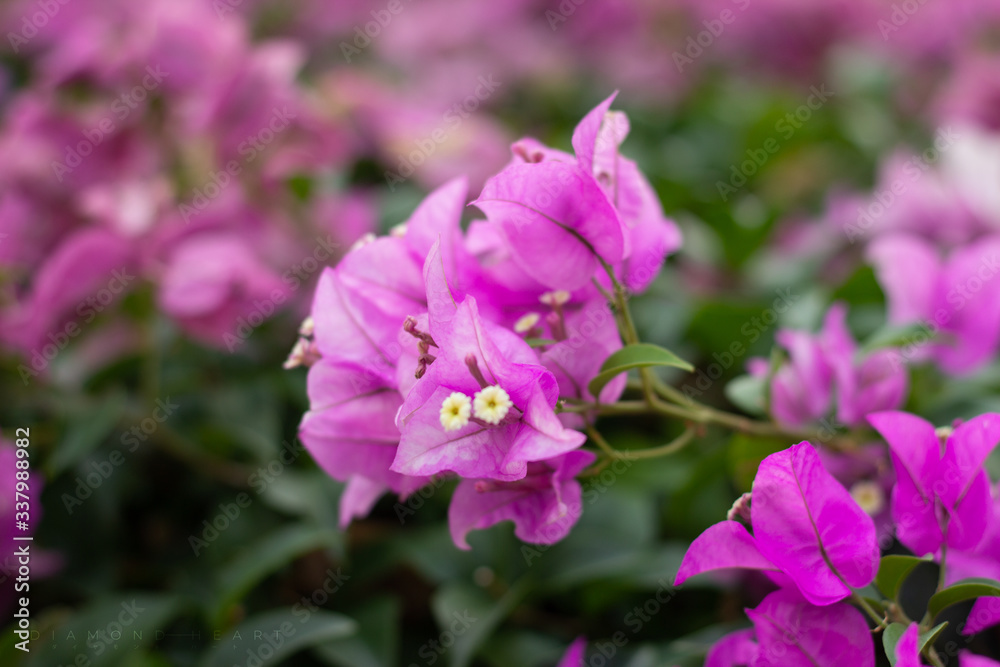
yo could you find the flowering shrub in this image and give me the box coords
[4,1,1000,665]
[295,98,1000,666]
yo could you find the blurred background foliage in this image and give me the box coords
[2,0,1000,665]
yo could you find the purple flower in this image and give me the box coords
[473,93,680,292]
[392,243,586,481]
[706,588,874,667]
[748,303,907,428]
[449,450,594,549]
[556,636,587,667]
[867,411,1000,556]
[675,442,879,606]
[473,159,624,291]
[867,233,1000,375]
[2,228,136,356]
[820,303,909,427]
[299,359,430,527]
[158,233,287,348]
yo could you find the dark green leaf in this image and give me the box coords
[24,594,182,667]
[874,555,931,602]
[46,392,127,477]
[212,524,340,627]
[429,579,532,667]
[927,578,1000,620]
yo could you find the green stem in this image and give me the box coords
[926,647,946,667]
[938,541,948,593]
[851,591,887,629]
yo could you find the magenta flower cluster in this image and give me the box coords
[296,94,681,548]
[675,416,1000,667]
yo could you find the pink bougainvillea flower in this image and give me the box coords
[706,589,874,667]
[556,636,587,667]
[448,450,594,549]
[472,160,624,291]
[159,233,288,349]
[576,95,681,293]
[748,302,907,428]
[965,579,1000,635]
[675,442,879,606]
[867,411,1000,556]
[867,233,1000,375]
[2,227,135,356]
[754,328,833,427]
[480,93,679,293]
[820,303,908,427]
[298,359,431,527]
[748,589,873,667]
[894,623,923,667]
[704,629,758,667]
[392,243,586,481]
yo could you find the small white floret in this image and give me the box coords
[514,313,540,334]
[850,481,885,516]
[439,392,472,431]
[472,386,512,425]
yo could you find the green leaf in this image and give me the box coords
[927,578,1000,620]
[313,597,399,667]
[429,578,532,667]
[882,622,907,665]
[587,343,694,399]
[860,322,936,356]
[874,555,931,602]
[211,524,340,627]
[724,374,767,416]
[200,609,355,667]
[46,391,127,477]
[919,622,948,653]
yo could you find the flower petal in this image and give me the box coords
[748,589,874,667]
[674,521,779,586]
[751,443,879,605]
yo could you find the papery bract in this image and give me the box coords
[473,161,624,291]
[448,450,594,549]
[867,233,1000,375]
[676,442,878,606]
[868,411,1000,555]
[705,629,758,667]
[747,589,874,667]
[392,243,586,481]
[751,443,879,605]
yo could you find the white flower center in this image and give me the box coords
[514,313,540,333]
[850,481,885,516]
[439,392,472,431]
[473,386,512,425]
[539,290,570,307]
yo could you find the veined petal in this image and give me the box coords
[751,443,879,606]
[473,161,624,290]
[748,589,874,667]
[674,521,778,586]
